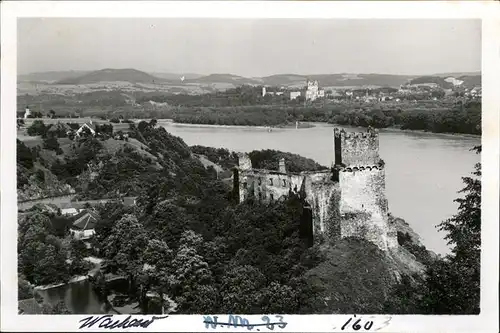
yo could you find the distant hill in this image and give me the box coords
[430,71,481,78]
[257,74,308,86]
[408,74,481,89]
[18,71,90,83]
[457,75,481,88]
[310,74,415,88]
[409,76,452,88]
[18,68,481,90]
[258,73,416,88]
[56,68,167,85]
[186,73,262,85]
[151,72,204,81]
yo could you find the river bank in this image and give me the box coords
[157,119,480,138]
[375,125,481,139]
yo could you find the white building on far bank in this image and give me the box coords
[288,80,325,101]
[305,80,325,101]
[289,91,302,100]
[24,107,31,119]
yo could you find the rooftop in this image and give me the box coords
[71,210,99,230]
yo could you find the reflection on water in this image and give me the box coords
[161,121,480,255]
[36,278,103,314]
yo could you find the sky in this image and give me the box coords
[18,18,481,77]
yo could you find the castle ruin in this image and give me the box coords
[232,127,398,251]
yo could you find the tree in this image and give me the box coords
[139,239,175,312]
[175,284,218,314]
[143,201,192,249]
[68,238,91,276]
[94,202,134,244]
[143,239,173,269]
[138,121,150,132]
[17,139,35,169]
[170,232,216,313]
[386,146,481,314]
[424,145,481,314]
[103,214,148,269]
[178,230,203,252]
[219,265,266,313]
[260,282,299,314]
[49,110,56,118]
[102,214,148,296]
[18,275,34,300]
[43,136,62,154]
[96,123,113,136]
[32,238,70,285]
[438,146,481,262]
[27,120,47,137]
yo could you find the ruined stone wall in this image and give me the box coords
[339,166,391,250]
[309,181,341,239]
[334,129,380,167]
[237,170,304,203]
[302,172,340,237]
[236,164,341,241]
[233,143,399,251]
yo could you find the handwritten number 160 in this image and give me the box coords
[341,315,374,331]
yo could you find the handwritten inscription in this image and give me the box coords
[204,315,287,330]
[78,315,169,330]
[340,315,392,332]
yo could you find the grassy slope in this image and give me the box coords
[306,238,425,314]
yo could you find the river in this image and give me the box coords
[160,121,481,255]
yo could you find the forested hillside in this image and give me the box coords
[17,121,480,314]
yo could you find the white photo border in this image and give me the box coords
[1,1,499,332]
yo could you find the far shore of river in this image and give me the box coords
[158,119,480,139]
[20,117,481,139]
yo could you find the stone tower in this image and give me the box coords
[333,127,397,250]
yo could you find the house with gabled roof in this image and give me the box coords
[69,209,99,240]
[75,120,97,138]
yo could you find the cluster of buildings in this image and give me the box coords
[260,79,481,105]
[63,197,138,241]
[334,83,481,104]
[262,80,326,102]
[464,86,482,98]
[397,82,481,100]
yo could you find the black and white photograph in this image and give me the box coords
[1,2,499,332]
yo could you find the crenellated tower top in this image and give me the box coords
[333,127,381,168]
